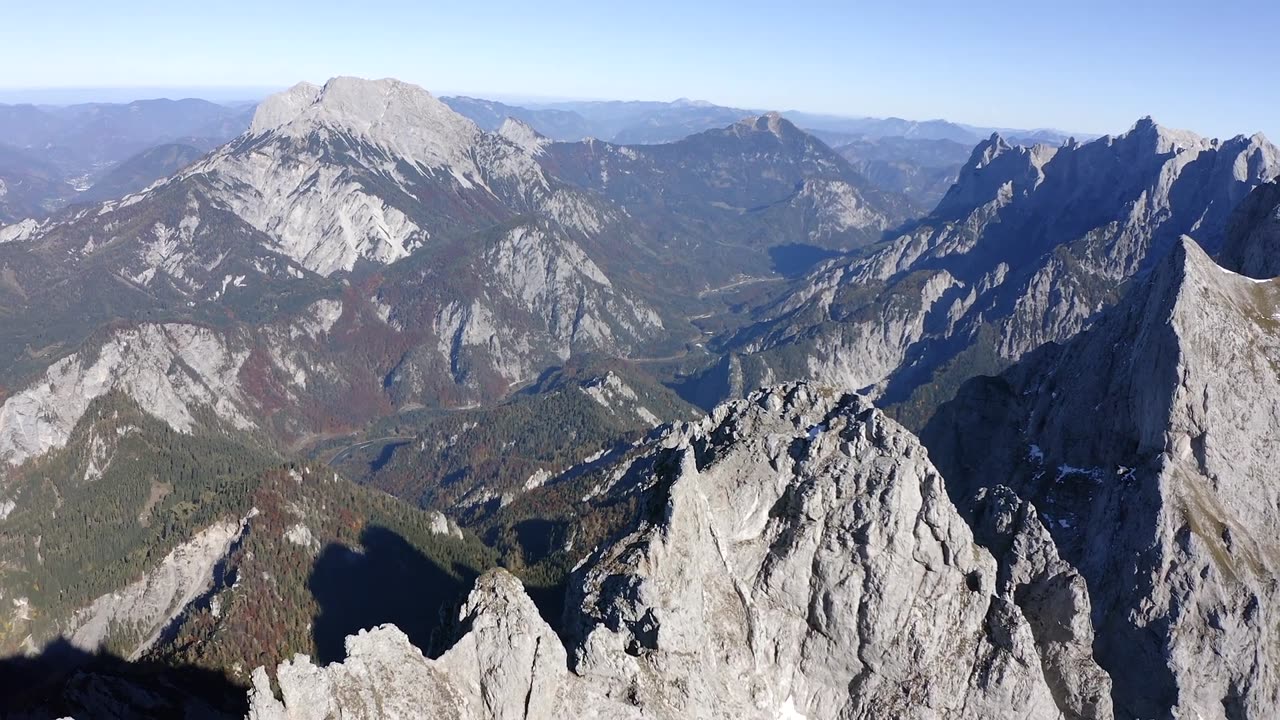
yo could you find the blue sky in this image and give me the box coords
[1,0,1274,138]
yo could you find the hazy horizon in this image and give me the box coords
[0,82,1242,142]
[3,1,1277,140]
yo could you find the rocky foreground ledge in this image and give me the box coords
[248,384,1110,719]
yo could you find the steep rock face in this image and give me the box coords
[729,120,1280,422]
[0,323,258,468]
[497,117,551,156]
[0,295,373,491]
[967,487,1113,719]
[66,516,249,657]
[925,237,1280,719]
[564,384,1086,719]
[1219,178,1280,278]
[252,384,1110,719]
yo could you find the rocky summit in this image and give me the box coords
[249,384,1109,719]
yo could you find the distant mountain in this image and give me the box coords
[712,118,1279,427]
[835,136,974,211]
[784,111,984,144]
[458,96,1087,156]
[440,96,592,140]
[77,143,206,204]
[0,143,72,222]
[0,98,251,171]
[0,98,252,221]
[531,98,756,143]
[538,112,910,283]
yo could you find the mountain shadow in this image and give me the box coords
[309,525,480,665]
[0,638,247,719]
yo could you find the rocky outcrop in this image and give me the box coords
[0,296,353,476]
[564,384,1086,719]
[250,384,1110,719]
[246,570,624,720]
[0,323,258,468]
[925,237,1280,719]
[968,487,1113,719]
[67,517,249,657]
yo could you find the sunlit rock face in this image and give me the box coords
[251,384,1109,720]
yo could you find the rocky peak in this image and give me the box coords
[731,115,1280,427]
[565,383,1102,718]
[732,111,802,141]
[164,75,578,276]
[251,383,1110,719]
[932,131,1056,218]
[247,568,569,720]
[244,76,482,170]
[247,81,322,135]
[974,131,1014,163]
[1121,115,1238,157]
[497,116,550,155]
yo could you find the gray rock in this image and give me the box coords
[926,237,1280,719]
[970,486,1113,720]
[251,384,1109,719]
[566,384,1079,719]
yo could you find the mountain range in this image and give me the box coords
[1,76,1278,719]
[0,89,1072,226]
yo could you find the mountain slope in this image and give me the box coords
[0,143,75,222]
[836,136,973,211]
[722,118,1280,427]
[78,143,207,204]
[925,236,1280,718]
[179,77,572,276]
[440,96,592,141]
[0,78,676,412]
[539,113,911,283]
